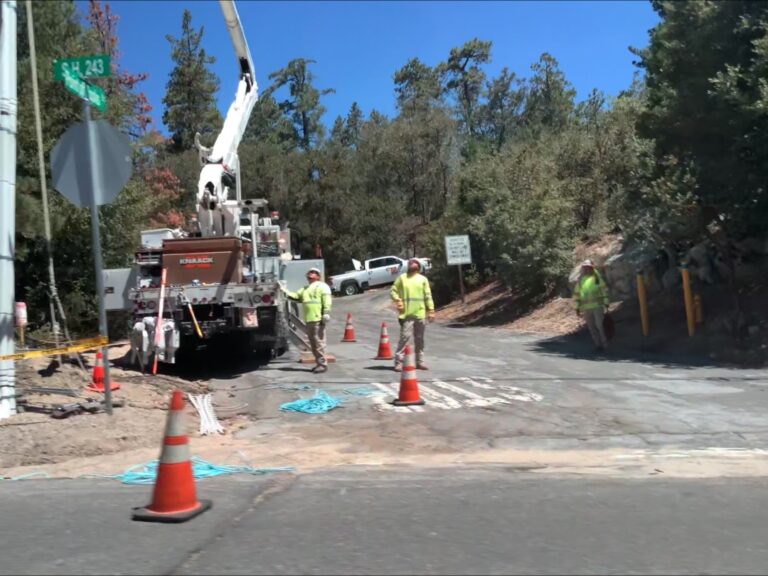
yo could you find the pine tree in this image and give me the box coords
[162,9,221,151]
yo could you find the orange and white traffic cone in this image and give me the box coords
[374,322,394,360]
[392,345,425,407]
[86,351,120,392]
[132,390,212,523]
[341,313,357,343]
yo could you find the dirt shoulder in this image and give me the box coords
[0,346,217,471]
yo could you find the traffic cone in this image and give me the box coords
[374,322,394,360]
[132,390,212,523]
[341,313,357,343]
[392,345,425,406]
[86,351,120,392]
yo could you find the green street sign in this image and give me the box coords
[53,55,111,81]
[62,69,107,112]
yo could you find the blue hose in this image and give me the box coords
[280,390,342,414]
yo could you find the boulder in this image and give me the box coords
[662,267,681,290]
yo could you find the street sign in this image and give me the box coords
[53,54,111,81]
[50,111,133,416]
[61,69,106,112]
[445,235,472,266]
[51,119,132,208]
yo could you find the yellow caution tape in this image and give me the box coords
[0,336,108,361]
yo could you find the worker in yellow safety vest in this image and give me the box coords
[573,259,610,351]
[390,258,435,371]
[286,267,333,372]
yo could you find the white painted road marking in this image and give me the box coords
[370,383,425,413]
[457,377,495,390]
[367,378,543,411]
[431,380,510,408]
[418,384,463,409]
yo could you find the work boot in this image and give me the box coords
[416,362,429,371]
[312,364,328,374]
[393,362,402,373]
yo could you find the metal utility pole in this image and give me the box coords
[0,0,18,419]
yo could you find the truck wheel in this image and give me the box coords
[342,282,360,296]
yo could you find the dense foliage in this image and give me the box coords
[13,0,768,334]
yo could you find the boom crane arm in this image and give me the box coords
[195,0,259,237]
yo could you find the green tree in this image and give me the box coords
[633,0,768,242]
[243,93,293,148]
[524,53,576,133]
[342,101,363,147]
[438,38,492,137]
[266,58,334,150]
[477,67,526,151]
[162,9,221,151]
[393,58,442,114]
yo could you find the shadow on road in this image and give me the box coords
[112,342,275,381]
[529,321,764,370]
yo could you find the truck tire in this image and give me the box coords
[341,281,360,296]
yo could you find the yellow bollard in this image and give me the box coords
[636,273,649,337]
[681,266,695,337]
[694,293,703,324]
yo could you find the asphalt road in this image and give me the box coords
[4,289,768,575]
[213,288,768,454]
[2,468,768,575]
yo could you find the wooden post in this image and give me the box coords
[457,264,466,304]
[681,266,695,337]
[636,273,649,337]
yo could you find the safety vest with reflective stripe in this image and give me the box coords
[574,271,609,312]
[288,281,332,323]
[390,273,434,320]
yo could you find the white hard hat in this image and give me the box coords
[307,267,322,275]
[581,259,595,268]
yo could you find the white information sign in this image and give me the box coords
[445,235,472,266]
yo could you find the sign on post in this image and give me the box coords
[51,109,132,416]
[445,235,472,266]
[53,55,111,81]
[445,235,472,303]
[61,69,106,113]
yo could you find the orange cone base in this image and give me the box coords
[375,352,394,360]
[341,336,356,343]
[392,398,425,406]
[132,499,212,524]
[86,381,121,392]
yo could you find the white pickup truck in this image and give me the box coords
[329,256,432,296]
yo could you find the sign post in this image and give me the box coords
[51,58,132,415]
[444,235,472,304]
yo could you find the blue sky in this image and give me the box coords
[79,1,659,132]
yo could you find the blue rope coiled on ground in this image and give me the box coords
[280,390,342,414]
[117,457,293,485]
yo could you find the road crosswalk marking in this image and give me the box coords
[431,380,510,408]
[370,383,425,413]
[368,378,543,413]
